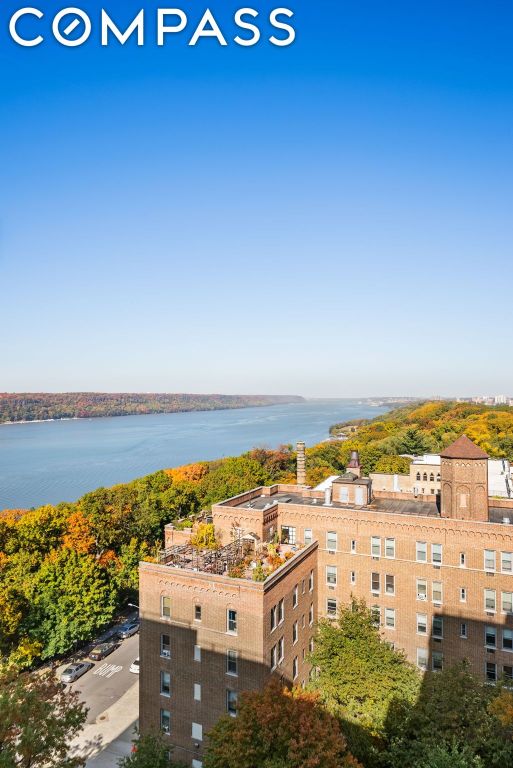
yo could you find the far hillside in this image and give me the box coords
[0,392,304,423]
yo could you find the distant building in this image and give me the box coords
[139,435,513,766]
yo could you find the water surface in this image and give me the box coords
[0,399,388,509]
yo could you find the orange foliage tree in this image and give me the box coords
[204,679,361,768]
[62,510,95,554]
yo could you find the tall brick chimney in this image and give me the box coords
[296,441,306,485]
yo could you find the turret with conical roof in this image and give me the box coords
[440,435,489,521]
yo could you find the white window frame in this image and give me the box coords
[371,536,381,557]
[431,543,442,565]
[416,541,427,562]
[385,538,396,559]
[416,647,428,670]
[194,683,201,701]
[385,574,395,595]
[192,722,203,741]
[161,595,171,618]
[385,607,395,629]
[227,609,237,635]
[326,565,337,586]
[160,633,171,659]
[485,625,497,648]
[304,528,313,546]
[432,581,443,605]
[484,549,496,572]
[160,709,171,734]
[326,598,337,617]
[460,587,467,603]
[502,591,513,614]
[485,589,497,612]
[502,552,513,573]
[160,670,171,697]
[417,578,427,601]
[326,530,337,552]
[227,649,238,676]
[416,613,427,635]
[194,644,201,662]
[371,572,380,594]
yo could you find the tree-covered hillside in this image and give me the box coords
[0,392,304,423]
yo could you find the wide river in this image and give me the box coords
[0,399,389,510]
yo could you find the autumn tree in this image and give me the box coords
[373,455,411,474]
[204,679,360,768]
[309,600,420,765]
[0,665,87,768]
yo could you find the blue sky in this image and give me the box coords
[1,1,512,397]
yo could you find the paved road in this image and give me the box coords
[63,634,139,724]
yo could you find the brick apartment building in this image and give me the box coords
[139,434,513,766]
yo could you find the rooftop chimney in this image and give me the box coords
[347,450,361,478]
[296,441,306,486]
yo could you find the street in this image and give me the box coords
[66,634,140,724]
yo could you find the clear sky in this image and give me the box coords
[1,1,512,397]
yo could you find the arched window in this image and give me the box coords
[436,473,441,482]
[423,473,428,482]
[429,473,434,482]
[416,472,421,481]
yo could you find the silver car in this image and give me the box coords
[117,621,139,640]
[60,661,93,683]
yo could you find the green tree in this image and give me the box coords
[392,428,432,456]
[118,731,185,768]
[204,680,360,768]
[28,549,116,658]
[373,455,411,474]
[309,600,420,765]
[0,665,87,768]
[385,662,513,768]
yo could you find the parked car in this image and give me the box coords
[60,662,93,683]
[89,642,116,661]
[117,621,139,640]
[129,657,140,674]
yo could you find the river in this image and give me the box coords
[0,399,389,510]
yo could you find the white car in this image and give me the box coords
[129,658,140,674]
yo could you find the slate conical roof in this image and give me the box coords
[440,434,488,459]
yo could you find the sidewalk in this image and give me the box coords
[70,681,139,768]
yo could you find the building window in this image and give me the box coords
[502,552,513,573]
[416,613,427,635]
[484,550,496,572]
[302,614,305,628]
[226,690,237,717]
[371,536,381,557]
[371,572,380,594]
[432,581,443,605]
[385,538,395,558]
[417,647,428,670]
[194,604,202,622]
[350,571,356,585]
[194,683,201,701]
[416,579,427,601]
[502,592,513,614]
[227,609,237,634]
[486,662,497,682]
[309,603,314,626]
[309,570,314,592]
[485,589,497,612]
[371,605,381,626]
[192,761,203,768]
[327,598,337,617]
[160,709,170,734]
[326,566,337,586]
[293,620,298,644]
[431,543,442,565]
[292,585,299,608]
[279,599,285,624]
[432,616,443,639]
[227,649,238,676]
[351,539,357,553]
[327,531,337,552]
[271,605,277,632]
[160,671,171,697]
[385,574,395,595]
[504,665,513,681]
[281,526,296,545]
[271,644,277,670]
[304,528,313,546]
[192,722,203,741]
[432,652,443,672]
[460,622,467,639]
[416,472,421,481]
[309,637,314,653]
[416,541,427,562]
[278,637,284,663]
[423,472,428,482]
[460,552,466,567]
[160,634,170,658]
[503,629,513,651]
[485,626,497,648]
[194,645,201,662]
[161,596,171,618]
[460,588,467,603]
[293,656,299,680]
[385,607,395,629]
[302,579,305,594]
